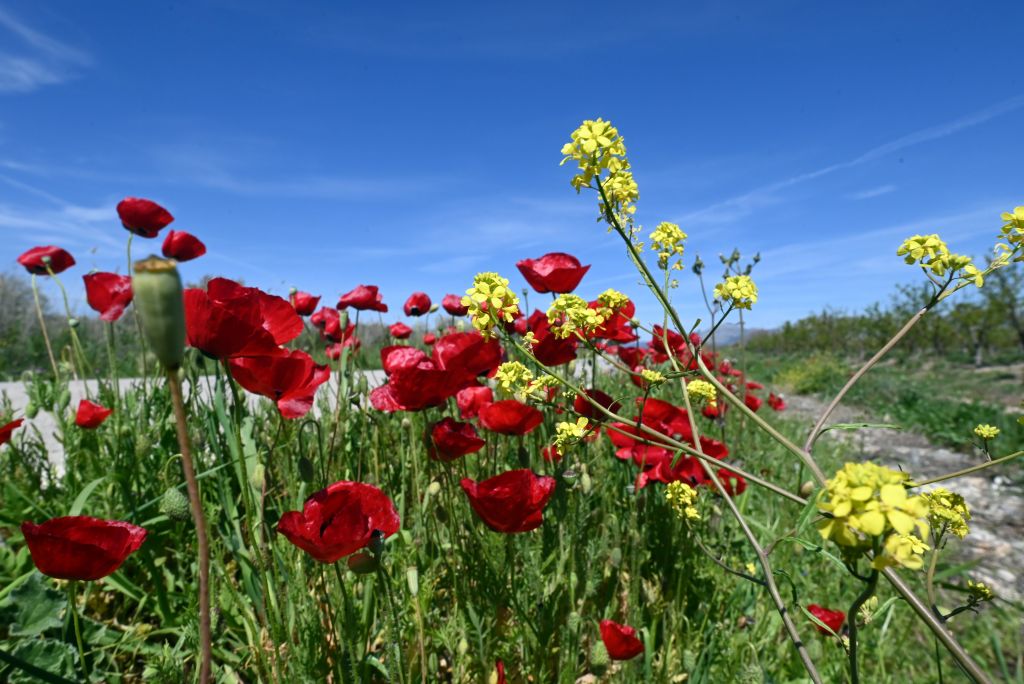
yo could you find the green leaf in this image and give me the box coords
[68,476,106,516]
[4,638,78,684]
[0,572,65,637]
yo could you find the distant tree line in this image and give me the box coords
[747,266,1024,365]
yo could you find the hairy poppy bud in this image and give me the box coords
[159,487,191,521]
[406,566,419,597]
[132,256,186,370]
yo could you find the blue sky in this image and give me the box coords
[2,1,1022,329]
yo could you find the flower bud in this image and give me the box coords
[406,566,419,597]
[68,317,79,328]
[428,303,439,313]
[347,552,379,574]
[426,481,442,497]
[132,257,186,370]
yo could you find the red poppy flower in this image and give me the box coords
[617,346,647,369]
[516,252,590,293]
[589,299,638,343]
[432,332,502,381]
[702,402,727,419]
[1,418,24,446]
[403,292,431,316]
[17,246,75,275]
[389,322,413,339]
[370,349,459,412]
[161,230,206,261]
[427,417,485,461]
[185,288,282,359]
[337,285,388,312]
[290,291,321,316]
[207,279,302,346]
[716,468,747,496]
[525,310,578,367]
[573,389,621,422]
[229,350,330,419]
[276,481,400,563]
[312,307,356,344]
[456,385,493,419]
[634,455,708,490]
[442,293,469,316]
[541,444,562,463]
[423,333,436,345]
[478,400,544,435]
[807,604,846,635]
[117,197,174,238]
[768,393,786,411]
[460,469,556,533]
[599,620,644,660]
[744,393,763,412]
[75,399,113,429]
[83,272,133,322]
[21,516,147,581]
[495,661,507,684]
[325,336,361,359]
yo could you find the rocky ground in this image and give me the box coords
[785,394,1024,603]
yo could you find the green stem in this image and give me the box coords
[30,274,60,380]
[848,569,880,684]
[69,581,89,679]
[909,451,1023,488]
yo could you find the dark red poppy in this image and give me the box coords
[312,307,356,344]
[389,322,412,339]
[325,336,361,359]
[442,293,469,316]
[337,285,388,313]
[702,402,728,419]
[599,620,644,660]
[525,310,578,367]
[161,230,206,261]
[1,418,24,446]
[478,400,544,435]
[495,660,507,684]
[744,393,763,412]
[617,346,648,368]
[185,287,282,359]
[75,399,113,429]
[290,291,321,316]
[370,349,459,412]
[207,279,302,346]
[423,333,436,345]
[403,292,431,316]
[21,516,147,581]
[589,298,638,343]
[83,272,133,322]
[516,252,590,293]
[456,385,493,419]
[768,393,786,411]
[427,417,485,461]
[229,350,330,419]
[807,604,846,635]
[117,197,174,238]
[17,246,75,275]
[432,332,502,381]
[634,455,708,490]
[573,389,621,422]
[460,469,556,533]
[276,481,400,563]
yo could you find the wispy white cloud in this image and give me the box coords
[848,184,897,200]
[0,7,92,93]
[676,96,1024,226]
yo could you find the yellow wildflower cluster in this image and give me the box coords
[686,379,717,407]
[713,275,758,310]
[495,361,533,396]
[921,487,971,539]
[973,424,1000,440]
[596,288,631,311]
[896,234,984,287]
[817,461,931,570]
[554,417,589,455]
[967,579,995,603]
[640,368,665,386]
[649,221,688,271]
[462,272,520,340]
[523,375,561,400]
[666,480,700,521]
[547,294,607,339]
[997,206,1024,261]
[560,118,638,232]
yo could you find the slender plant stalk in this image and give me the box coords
[909,451,1022,488]
[167,369,213,684]
[69,581,89,679]
[30,274,60,380]
[848,569,879,684]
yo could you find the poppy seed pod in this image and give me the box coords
[132,256,186,369]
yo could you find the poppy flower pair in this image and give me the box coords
[17,245,76,275]
[461,469,556,533]
[185,278,301,359]
[276,481,400,563]
[22,516,147,581]
[516,252,590,294]
[338,285,388,313]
